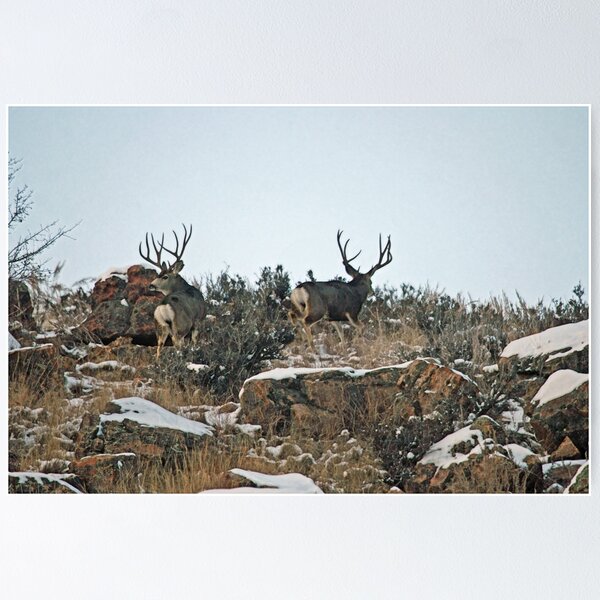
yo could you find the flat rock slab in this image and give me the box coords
[239,359,479,436]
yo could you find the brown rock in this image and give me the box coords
[90,275,127,308]
[530,380,588,456]
[127,299,160,344]
[125,265,160,305]
[70,453,139,493]
[551,436,581,461]
[239,359,479,437]
[81,299,132,343]
[81,265,162,345]
[75,406,212,465]
[498,322,589,377]
[544,461,586,490]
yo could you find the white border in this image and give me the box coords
[2,4,598,598]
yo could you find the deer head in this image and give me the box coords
[138,224,193,295]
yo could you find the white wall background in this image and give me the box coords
[1,2,598,599]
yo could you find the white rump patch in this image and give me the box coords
[155,304,176,327]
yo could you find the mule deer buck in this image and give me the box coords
[288,230,392,347]
[138,224,206,358]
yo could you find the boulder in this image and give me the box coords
[9,472,84,494]
[239,359,480,436]
[499,320,588,376]
[82,299,132,343]
[124,265,160,305]
[543,460,587,491]
[75,397,213,466]
[528,370,588,455]
[404,420,542,493]
[127,299,160,344]
[550,436,581,461]
[80,265,161,344]
[90,275,127,308]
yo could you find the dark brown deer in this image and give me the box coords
[138,224,206,358]
[288,230,392,347]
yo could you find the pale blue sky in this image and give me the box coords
[8,106,589,301]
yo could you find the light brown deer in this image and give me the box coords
[138,224,206,358]
[288,230,392,347]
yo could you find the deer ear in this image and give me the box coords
[161,261,168,273]
[172,260,184,274]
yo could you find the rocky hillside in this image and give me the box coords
[8,268,589,494]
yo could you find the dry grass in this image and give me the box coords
[446,455,528,494]
[111,437,262,493]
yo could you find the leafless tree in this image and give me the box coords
[8,157,78,280]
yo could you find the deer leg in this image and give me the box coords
[302,320,316,349]
[156,325,169,360]
[332,321,345,346]
[172,330,187,350]
[344,313,364,336]
[191,326,200,346]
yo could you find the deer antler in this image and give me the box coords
[337,230,362,277]
[368,234,392,275]
[139,232,166,270]
[160,223,193,264]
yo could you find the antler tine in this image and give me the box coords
[161,223,193,263]
[151,233,164,258]
[336,230,361,264]
[138,232,165,270]
[371,233,392,272]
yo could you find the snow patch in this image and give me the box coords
[542,459,587,475]
[244,362,414,384]
[501,399,525,432]
[76,360,136,374]
[504,444,536,469]
[9,342,53,355]
[531,370,588,407]
[97,266,131,282]
[9,472,82,494]
[419,425,486,469]
[500,320,588,362]
[203,468,323,493]
[8,332,21,350]
[100,397,213,437]
[235,424,262,436]
[187,363,210,372]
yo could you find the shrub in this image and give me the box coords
[153,267,294,397]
